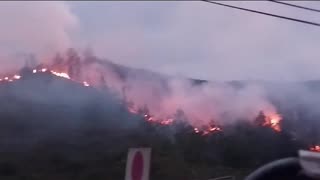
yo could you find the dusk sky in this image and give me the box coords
[1,1,320,81]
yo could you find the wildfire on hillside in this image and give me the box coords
[50,70,71,79]
[0,67,90,87]
[2,49,320,157]
[126,102,222,135]
[3,65,319,153]
[263,113,282,132]
[0,65,283,136]
[0,54,282,137]
[2,66,320,154]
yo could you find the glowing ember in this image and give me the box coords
[209,126,222,132]
[160,118,173,125]
[32,68,88,87]
[0,74,22,83]
[194,128,200,133]
[124,102,221,135]
[193,124,222,135]
[13,75,21,80]
[143,114,154,122]
[263,113,282,132]
[83,81,90,87]
[50,71,70,79]
[310,145,320,152]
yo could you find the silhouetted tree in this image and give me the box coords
[66,48,81,80]
[255,110,266,126]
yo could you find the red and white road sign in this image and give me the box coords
[125,148,151,180]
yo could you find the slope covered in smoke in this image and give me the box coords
[1,55,320,179]
[0,69,302,180]
[91,56,320,143]
[3,48,320,137]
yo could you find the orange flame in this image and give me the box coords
[263,113,282,132]
[194,128,200,133]
[193,125,222,136]
[0,68,91,89]
[125,102,223,135]
[160,118,173,125]
[13,75,21,80]
[83,81,90,87]
[0,74,22,83]
[50,71,70,79]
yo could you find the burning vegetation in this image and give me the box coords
[0,48,318,151]
[1,49,320,180]
[0,49,283,136]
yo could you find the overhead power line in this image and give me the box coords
[201,0,320,27]
[268,0,320,13]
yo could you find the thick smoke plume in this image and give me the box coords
[2,1,315,132]
[0,1,77,72]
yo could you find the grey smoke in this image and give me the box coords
[69,1,320,81]
[0,1,77,72]
[2,1,320,81]
[1,1,320,129]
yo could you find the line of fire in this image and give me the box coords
[0,50,319,154]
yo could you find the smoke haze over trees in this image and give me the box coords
[0,50,319,179]
[1,1,320,179]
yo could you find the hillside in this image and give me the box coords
[0,50,320,179]
[0,67,317,180]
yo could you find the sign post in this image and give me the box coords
[125,148,151,180]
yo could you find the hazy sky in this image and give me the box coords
[1,1,320,81]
